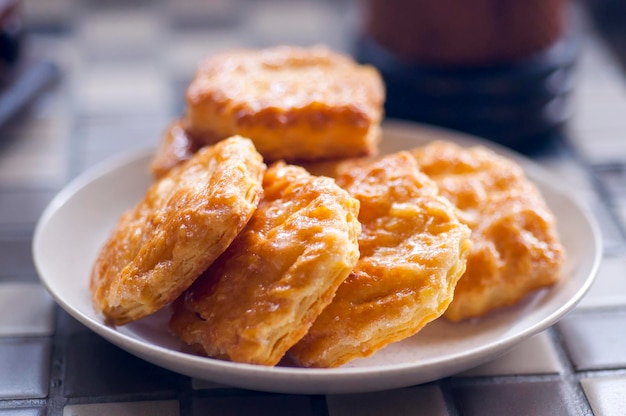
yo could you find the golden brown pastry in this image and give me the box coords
[90,136,266,325]
[289,152,472,368]
[183,45,384,163]
[169,162,361,366]
[150,119,203,179]
[297,157,355,179]
[411,141,565,322]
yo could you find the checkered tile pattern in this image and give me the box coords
[1,0,626,414]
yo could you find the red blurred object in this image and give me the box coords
[356,0,577,153]
[363,0,569,67]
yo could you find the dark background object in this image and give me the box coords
[0,0,59,131]
[356,0,578,154]
[0,0,23,84]
[357,33,578,154]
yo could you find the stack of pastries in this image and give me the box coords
[90,45,565,368]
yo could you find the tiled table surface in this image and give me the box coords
[1,1,626,415]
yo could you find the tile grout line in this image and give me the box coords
[44,40,82,411]
[589,163,626,244]
[177,375,193,416]
[310,395,330,416]
[547,326,595,415]
[566,123,626,248]
[439,378,462,416]
[46,305,68,416]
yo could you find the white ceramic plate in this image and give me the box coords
[33,120,601,394]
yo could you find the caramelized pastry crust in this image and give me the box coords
[169,162,361,366]
[90,136,265,325]
[289,152,471,368]
[411,141,565,322]
[150,119,203,179]
[184,45,384,163]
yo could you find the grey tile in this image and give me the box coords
[0,117,70,187]
[64,333,181,397]
[575,34,622,80]
[0,152,68,188]
[191,394,315,416]
[459,332,562,376]
[0,283,56,336]
[534,152,595,198]
[74,116,166,173]
[163,30,246,81]
[56,309,91,336]
[618,200,626,230]
[191,378,232,390]
[72,61,171,117]
[76,9,163,55]
[576,130,626,165]
[326,385,448,416]
[74,0,155,12]
[5,70,71,121]
[588,197,626,255]
[76,116,165,153]
[576,255,626,309]
[165,0,243,28]
[0,408,46,416]
[243,0,352,52]
[0,236,38,279]
[0,189,57,233]
[22,0,74,31]
[556,310,626,370]
[568,36,626,163]
[593,163,626,197]
[452,381,579,416]
[63,400,179,416]
[581,375,626,416]
[0,338,51,399]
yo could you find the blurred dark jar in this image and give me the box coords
[0,0,22,83]
[356,0,578,153]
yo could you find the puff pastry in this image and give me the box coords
[411,141,565,321]
[150,119,202,179]
[169,162,361,366]
[289,152,472,367]
[183,45,384,163]
[90,136,265,325]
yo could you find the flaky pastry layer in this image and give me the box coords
[411,141,566,322]
[150,119,202,179]
[289,152,472,367]
[169,162,361,366]
[90,136,265,325]
[184,45,384,162]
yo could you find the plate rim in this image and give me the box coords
[32,119,603,394]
